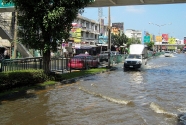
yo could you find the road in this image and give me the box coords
[0,53,186,125]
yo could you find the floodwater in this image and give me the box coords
[1,53,186,125]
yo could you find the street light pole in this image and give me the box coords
[149,22,171,52]
[108,6,111,68]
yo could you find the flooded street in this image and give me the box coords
[1,53,186,125]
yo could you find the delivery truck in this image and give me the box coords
[124,44,148,70]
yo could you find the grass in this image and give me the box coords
[0,67,107,98]
[61,67,107,80]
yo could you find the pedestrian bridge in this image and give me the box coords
[88,0,186,7]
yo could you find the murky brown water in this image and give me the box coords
[1,53,186,125]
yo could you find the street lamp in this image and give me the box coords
[149,22,171,51]
[149,22,171,36]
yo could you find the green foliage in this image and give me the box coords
[60,68,107,80]
[3,0,93,73]
[0,69,54,92]
[111,33,128,47]
[40,81,56,86]
[145,41,154,50]
[4,0,93,52]
[126,37,141,47]
[0,67,107,93]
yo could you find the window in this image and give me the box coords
[95,26,97,30]
[86,32,89,38]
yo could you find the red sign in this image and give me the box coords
[184,37,186,44]
[162,34,168,41]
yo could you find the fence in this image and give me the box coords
[0,55,125,73]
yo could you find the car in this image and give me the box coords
[164,51,172,57]
[68,54,99,70]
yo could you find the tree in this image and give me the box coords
[145,41,154,50]
[111,33,128,47]
[126,37,141,48]
[4,0,93,74]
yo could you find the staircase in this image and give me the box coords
[0,13,33,58]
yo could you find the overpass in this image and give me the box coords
[1,0,186,11]
[88,0,186,7]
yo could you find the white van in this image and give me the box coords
[124,44,148,70]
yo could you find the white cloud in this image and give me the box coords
[125,6,145,14]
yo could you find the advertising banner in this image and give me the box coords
[184,37,186,44]
[111,22,124,35]
[156,36,162,42]
[99,35,108,44]
[168,37,176,44]
[70,28,82,43]
[150,34,153,42]
[162,34,168,42]
[112,23,124,30]
[74,28,82,43]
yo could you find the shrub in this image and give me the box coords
[0,69,54,92]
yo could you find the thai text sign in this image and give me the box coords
[0,0,14,8]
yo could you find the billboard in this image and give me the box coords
[184,37,186,44]
[99,35,108,44]
[111,27,120,35]
[156,36,162,42]
[168,37,176,44]
[70,28,82,43]
[111,22,124,35]
[162,34,168,42]
[112,22,124,30]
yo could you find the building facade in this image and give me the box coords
[125,29,142,42]
[66,15,109,55]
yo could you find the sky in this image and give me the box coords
[82,3,186,40]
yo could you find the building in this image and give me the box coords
[125,29,142,42]
[67,14,109,55]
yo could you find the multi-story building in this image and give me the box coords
[125,29,142,42]
[67,14,109,55]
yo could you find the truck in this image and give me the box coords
[124,44,148,70]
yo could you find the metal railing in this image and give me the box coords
[0,55,125,73]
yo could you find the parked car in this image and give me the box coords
[68,54,99,70]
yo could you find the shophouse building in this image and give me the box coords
[67,14,109,55]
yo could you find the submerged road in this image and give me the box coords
[1,53,186,125]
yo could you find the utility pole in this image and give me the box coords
[108,7,111,68]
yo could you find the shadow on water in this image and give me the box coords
[123,68,141,72]
[177,113,186,125]
[0,86,47,104]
